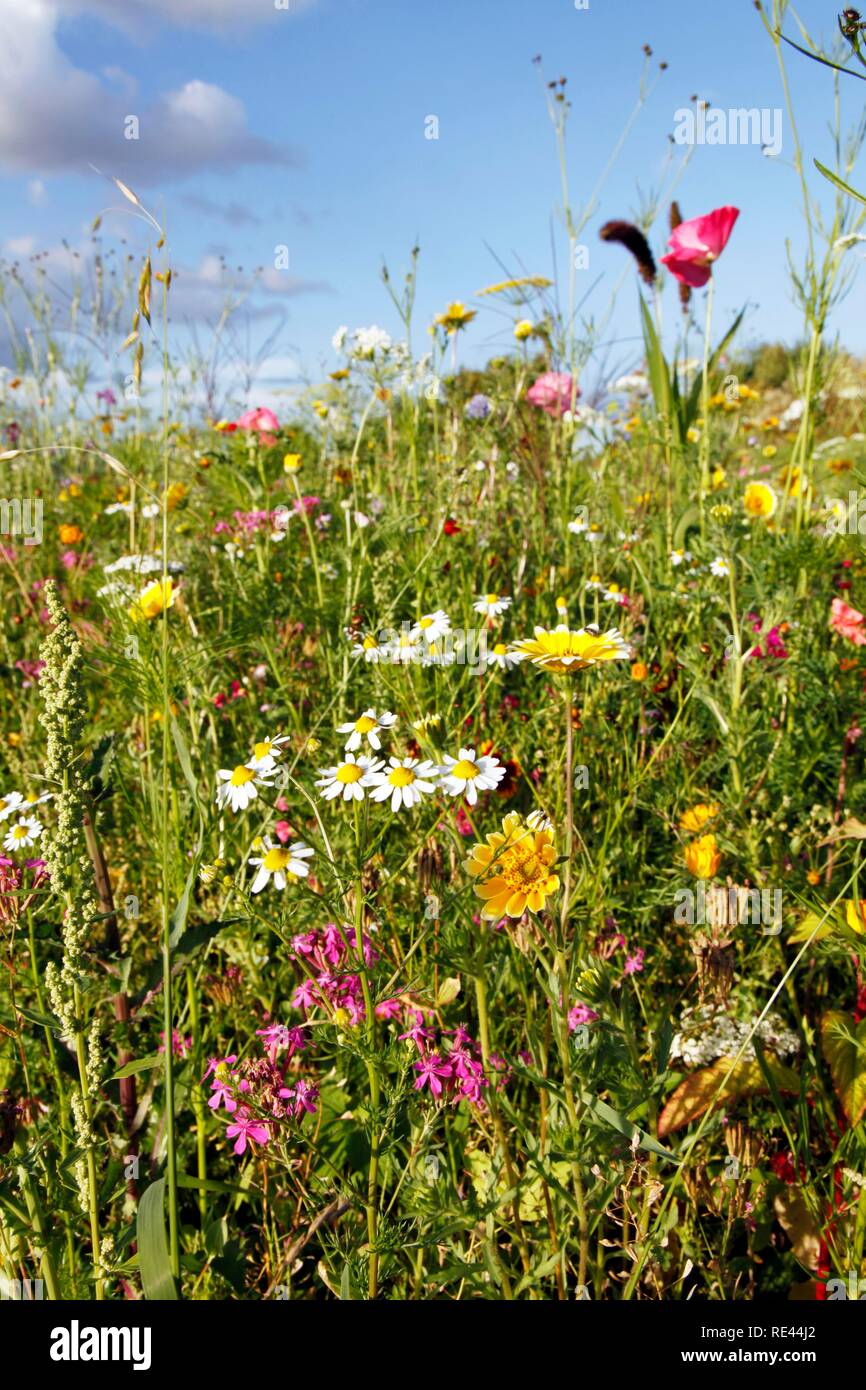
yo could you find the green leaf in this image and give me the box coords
[169,858,199,950]
[170,714,203,815]
[658,1055,799,1137]
[814,160,866,207]
[136,1178,177,1300]
[113,1053,162,1080]
[821,1011,866,1127]
[580,1090,678,1162]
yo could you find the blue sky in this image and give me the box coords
[0,0,864,402]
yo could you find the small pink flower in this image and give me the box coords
[526,371,578,418]
[225,1108,270,1155]
[660,206,739,288]
[567,1003,599,1031]
[830,597,866,646]
[413,1053,453,1098]
[273,820,292,845]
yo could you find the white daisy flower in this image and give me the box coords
[249,733,290,770]
[439,748,506,805]
[527,809,553,832]
[316,754,383,803]
[584,524,604,544]
[351,633,385,663]
[22,790,52,808]
[709,557,730,578]
[387,631,422,665]
[473,593,512,619]
[3,815,42,852]
[336,709,397,752]
[421,641,456,668]
[486,642,520,671]
[0,791,26,822]
[568,515,589,535]
[249,838,314,894]
[365,757,439,813]
[584,574,604,593]
[411,609,451,645]
[602,584,628,605]
[670,548,693,567]
[215,762,274,814]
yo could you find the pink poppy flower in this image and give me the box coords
[830,597,866,646]
[235,407,280,445]
[660,206,739,288]
[526,371,578,418]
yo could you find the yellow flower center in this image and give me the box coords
[499,839,548,892]
[336,762,363,784]
[263,847,290,872]
[419,616,433,629]
[452,759,479,780]
[485,593,499,604]
[230,765,255,786]
[253,741,272,760]
[388,766,415,787]
[362,636,378,650]
[493,643,507,656]
[11,825,27,840]
[354,715,376,734]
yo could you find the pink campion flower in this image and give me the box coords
[830,597,866,646]
[272,820,292,845]
[225,1108,270,1156]
[280,1078,319,1118]
[235,406,279,445]
[159,1029,192,1058]
[526,371,578,418]
[567,1003,600,1031]
[375,997,403,1021]
[660,206,739,288]
[399,1021,435,1053]
[321,923,348,966]
[623,948,645,976]
[203,1054,239,1112]
[413,1053,453,1098]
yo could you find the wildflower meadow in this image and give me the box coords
[2,0,866,1341]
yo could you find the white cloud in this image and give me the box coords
[0,0,298,182]
[27,179,47,205]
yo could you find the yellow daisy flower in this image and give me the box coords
[743,481,777,519]
[466,811,560,919]
[510,624,630,674]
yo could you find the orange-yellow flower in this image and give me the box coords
[679,802,719,834]
[844,900,866,936]
[630,660,648,681]
[684,833,721,879]
[510,625,630,675]
[466,811,559,919]
[58,524,84,545]
[434,301,477,334]
[129,577,174,622]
